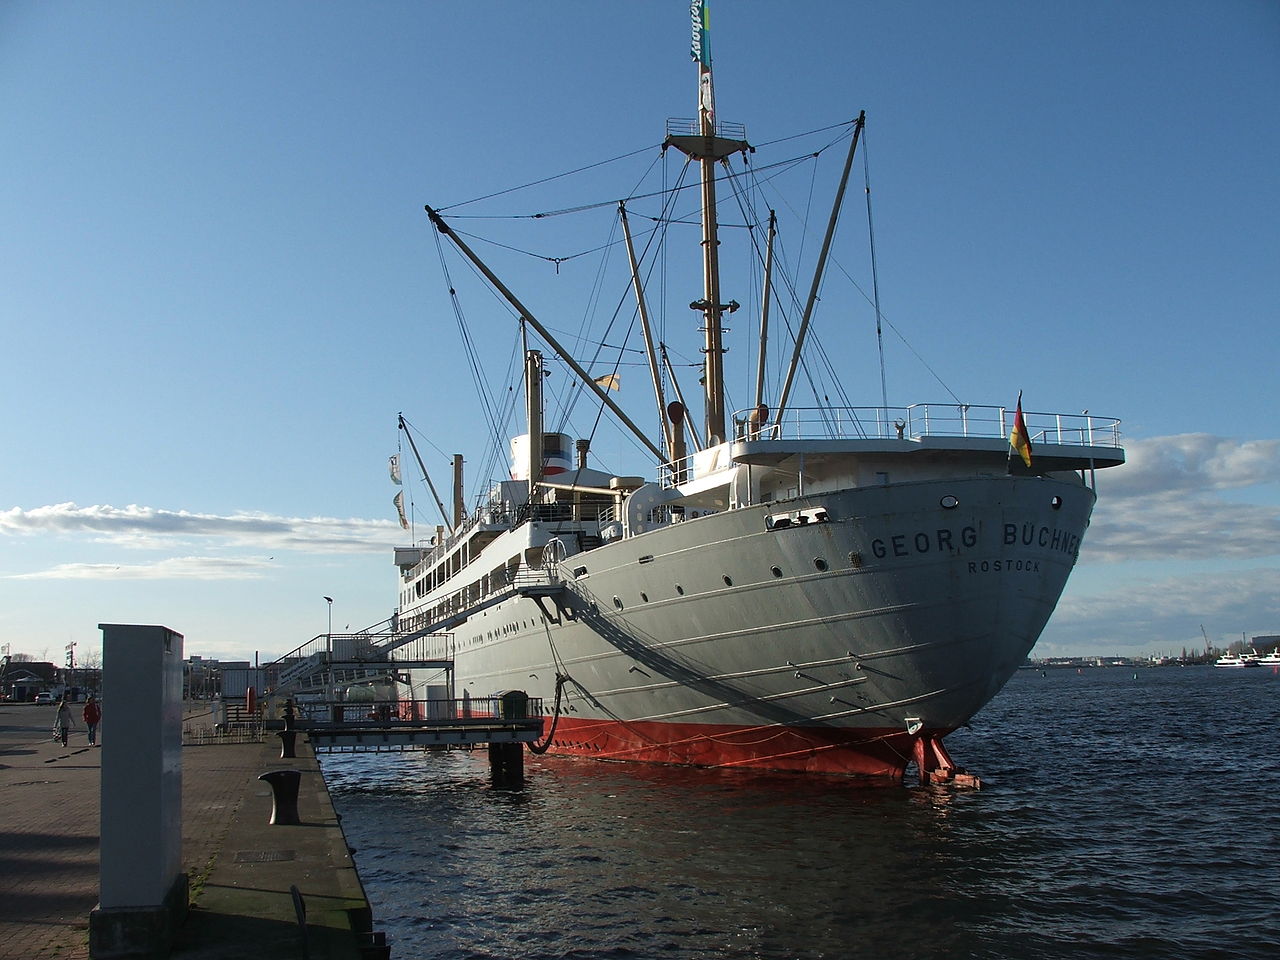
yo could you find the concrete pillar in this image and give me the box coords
[90,624,187,959]
[488,741,525,790]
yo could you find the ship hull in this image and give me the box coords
[404,473,1095,780]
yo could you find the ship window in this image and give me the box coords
[814,558,828,571]
[771,566,783,578]
[573,566,588,578]
[638,555,654,564]
[1051,495,1064,510]
[640,592,649,603]
[675,584,684,596]
[723,575,733,587]
[940,495,959,509]
[612,596,623,610]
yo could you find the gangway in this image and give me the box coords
[290,692,543,788]
[371,574,565,657]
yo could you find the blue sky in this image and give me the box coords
[2,1,1277,665]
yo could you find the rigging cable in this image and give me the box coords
[556,158,692,465]
[431,226,508,453]
[442,117,849,220]
[863,127,889,410]
[737,147,856,432]
[437,143,660,212]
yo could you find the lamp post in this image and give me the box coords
[323,596,335,711]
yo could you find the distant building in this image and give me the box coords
[0,661,58,701]
[219,662,266,700]
[183,655,222,699]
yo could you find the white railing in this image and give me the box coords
[654,404,1122,488]
[730,404,1122,447]
[665,117,747,140]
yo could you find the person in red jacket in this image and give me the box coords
[83,695,102,746]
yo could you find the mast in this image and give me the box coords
[660,342,704,453]
[665,0,749,448]
[619,202,672,457]
[525,350,544,507]
[398,414,452,531]
[451,454,464,527]
[754,209,776,410]
[774,112,865,428]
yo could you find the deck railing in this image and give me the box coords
[653,404,1122,488]
[732,403,1122,446]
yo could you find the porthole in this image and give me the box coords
[612,596,623,610]
[814,558,828,571]
[723,575,733,587]
[940,495,959,510]
[1051,495,1064,510]
[771,565,784,578]
[640,592,649,603]
[675,584,685,596]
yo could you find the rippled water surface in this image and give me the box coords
[321,667,1280,959]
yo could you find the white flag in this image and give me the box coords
[388,454,402,485]
[393,491,408,530]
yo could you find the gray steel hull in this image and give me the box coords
[417,473,1092,776]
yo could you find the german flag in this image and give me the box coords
[1009,391,1033,467]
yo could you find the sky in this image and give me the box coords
[2,1,1278,666]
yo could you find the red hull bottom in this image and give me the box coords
[536,716,956,782]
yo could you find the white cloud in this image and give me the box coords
[1042,566,1280,655]
[11,556,273,581]
[0,502,399,553]
[1084,434,1280,563]
[1101,434,1280,497]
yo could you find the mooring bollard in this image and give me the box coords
[277,729,298,759]
[258,769,302,825]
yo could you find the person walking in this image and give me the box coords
[54,700,75,746]
[83,695,102,745]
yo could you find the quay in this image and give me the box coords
[0,701,381,960]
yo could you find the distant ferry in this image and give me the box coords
[1214,653,1260,668]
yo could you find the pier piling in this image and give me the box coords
[488,741,525,790]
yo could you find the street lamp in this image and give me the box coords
[323,596,335,710]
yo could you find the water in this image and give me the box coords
[321,666,1280,959]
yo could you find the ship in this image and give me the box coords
[380,3,1125,781]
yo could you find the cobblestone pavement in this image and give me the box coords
[0,703,319,960]
[0,703,102,959]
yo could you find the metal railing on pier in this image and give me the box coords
[298,694,546,754]
[294,695,544,727]
[182,703,265,745]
